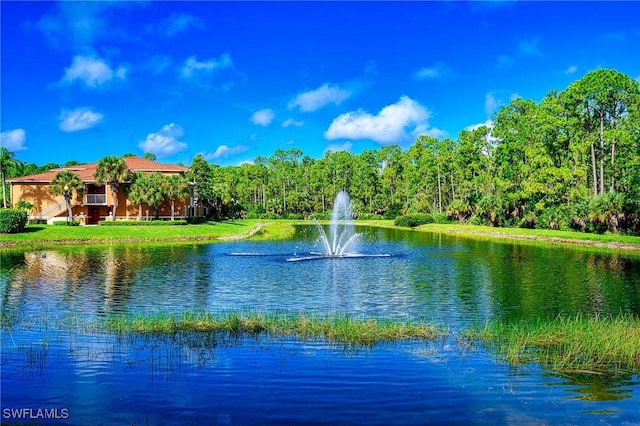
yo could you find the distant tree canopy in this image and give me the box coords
[180,69,640,234]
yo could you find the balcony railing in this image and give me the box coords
[84,194,107,205]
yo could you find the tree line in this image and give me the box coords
[2,69,639,234]
[188,69,640,235]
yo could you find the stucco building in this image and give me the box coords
[8,156,193,224]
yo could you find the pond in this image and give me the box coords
[2,226,639,425]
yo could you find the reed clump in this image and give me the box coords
[468,313,640,373]
[105,311,442,345]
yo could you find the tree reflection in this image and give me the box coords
[546,370,636,401]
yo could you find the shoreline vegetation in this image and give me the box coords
[2,219,640,252]
[466,313,640,374]
[105,311,442,346]
[110,311,639,373]
[3,310,637,374]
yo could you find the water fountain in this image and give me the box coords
[288,191,390,261]
[316,190,359,256]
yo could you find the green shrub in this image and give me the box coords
[257,212,281,220]
[431,213,449,224]
[0,209,28,233]
[355,213,384,220]
[394,213,435,227]
[469,214,486,226]
[537,206,571,231]
[53,220,80,226]
[311,211,332,221]
[519,212,537,229]
[186,216,206,224]
[98,220,188,226]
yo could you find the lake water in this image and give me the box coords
[2,226,639,424]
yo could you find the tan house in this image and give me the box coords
[8,156,193,224]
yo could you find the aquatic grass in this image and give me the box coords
[468,313,640,373]
[105,311,443,345]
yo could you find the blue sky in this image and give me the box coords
[1,1,639,167]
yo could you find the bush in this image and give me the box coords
[518,212,537,229]
[0,209,28,233]
[98,220,188,226]
[394,213,435,228]
[186,216,206,224]
[431,213,449,224]
[53,220,80,226]
[355,213,384,220]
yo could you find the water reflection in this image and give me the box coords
[546,371,637,402]
[2,228,639,325]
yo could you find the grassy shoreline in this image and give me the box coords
[102,311,640,373]
[466,313,640,373]
[105,311,442,346]
[5,310,634,373]
[2,219,640,251]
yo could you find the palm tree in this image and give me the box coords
[49,170,84,223]
[1,147,17,208]
[163,174,190,220]
[146,172,166,219]
[126,172,148,220]
[94,156,131,218]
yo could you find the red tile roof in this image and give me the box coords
[8,156,188,184]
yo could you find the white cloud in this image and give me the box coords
[485,93,502,116]
[324,96,431,144]
[205,144,249,161]
[180,54,232,79]
[324,142,353,153]
[252,109,275,126]
[0,129,27,152]
[160,13,203,37]
[282,118,304,128]
[423,127,448,139]
[36,2,107,50]
[635,75,640,84]
[565,65,578,75]
[289,83,351,112]
[414,62,451,80]
[466,119,494,132]
[36,2,147,51]
[61,55,127,87]
[138,123,187,158]
[59,108,103,132]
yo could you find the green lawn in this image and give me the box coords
[0,219,262,248]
